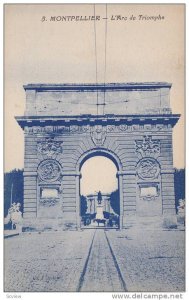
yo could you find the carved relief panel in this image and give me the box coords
[135,135,160,159]
[38,159,62,182]
[37,159,62,212]
[136,156,162,215]
[91,125,107,146]
[37,138,62,159]
[136,158,160,181]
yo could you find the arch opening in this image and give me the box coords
[79,154,120,229]
[78,149,121,172]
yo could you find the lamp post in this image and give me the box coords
[10,183,13,207]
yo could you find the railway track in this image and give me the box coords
[77,229,128,292]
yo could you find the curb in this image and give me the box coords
[4,233,20,239]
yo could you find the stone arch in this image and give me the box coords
[75,148,124,229]
[76,148,123,173]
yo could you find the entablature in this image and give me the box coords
[16,114,180,130]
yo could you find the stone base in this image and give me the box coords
[177,213,185,225]
[22,217,77,232]
[163,214,177,229]
[123,214,178,230]
[122,214,137,229]
[21,213,178,232]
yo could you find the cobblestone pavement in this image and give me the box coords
[5,230,94,292]
[4,228,185,292]
[106,228,185,292]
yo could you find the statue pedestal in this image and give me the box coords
[96,204,104,219]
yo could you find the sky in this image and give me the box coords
[4,4,185,174]
[80,156,117,195]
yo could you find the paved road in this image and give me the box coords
[5,230,94,292]
[4,228,185,292]
[78,230,127,292]
[107,229,185,292]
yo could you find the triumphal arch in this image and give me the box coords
[16,82,180,230]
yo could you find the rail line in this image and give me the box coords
[104,230,128,292]
[77,229,128,292]
[76,229,97,292]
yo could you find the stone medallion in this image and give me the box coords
[137,158,160,180]
[38,159,61,182]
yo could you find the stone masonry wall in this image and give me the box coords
[23,122,175,229]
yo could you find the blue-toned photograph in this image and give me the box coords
[4,4,185,293]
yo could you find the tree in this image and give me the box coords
[80,195,87,216]
[4,169,24,217]
[110,189,120,215]
[174,168,185,212]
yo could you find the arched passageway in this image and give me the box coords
[79,152,121,229]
